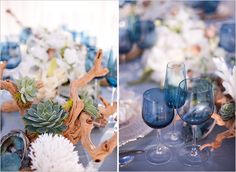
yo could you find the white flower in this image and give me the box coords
[64,48,80,65]
[142,3,226,83]
[45,30,73,49]
[29,134,85,172]
[28,45,48,62]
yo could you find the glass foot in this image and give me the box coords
[178,144,210,166]
[145,144,172,165]
[163,131,184,147]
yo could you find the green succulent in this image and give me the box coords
[23,100,68,134]
[16,77,37,104]
[219,103,235,121]
[79,92,100,119]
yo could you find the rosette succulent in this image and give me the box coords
[219,103,235,121]
[16,77,37,104]
[23,100,68,134]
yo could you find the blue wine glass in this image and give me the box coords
[185,0,220,14]
[0,42,21,69]
[106,49,117,103]
[119,19,133,54]
[142,88,174,165]
[19,27,32,44]
[132,20,157,50]
[177,78,214,166]
[163,62,186,147]
[219,23,235,53]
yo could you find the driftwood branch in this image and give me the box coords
[63,49,117,162]
[200,119,235,151]
[0,63,43,115]
[175,109,235,151]
[0,61,7,80]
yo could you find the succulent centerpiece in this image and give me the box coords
[0,49,117,171]
[23,100,68,135]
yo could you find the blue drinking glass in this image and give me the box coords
[106,50,117,103]
[19,27,32,44]
[163,62,186,147]
[176,78,214,166]
[185,0,220,14]
[119,27,133,54]
[219,23,235,53]
[0,42,21,69]
[132,20,157,50]
[142,88,174,165]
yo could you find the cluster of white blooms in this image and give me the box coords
[142,3,226,84]
[12,28,93,100]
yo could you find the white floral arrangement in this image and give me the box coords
[29,134,98,172]
[11,28,94,100]
[141,3,226,85]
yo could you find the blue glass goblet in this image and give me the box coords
[19,27,32,44]
[177,78,214,166]
[142,88,174,165]
[219,23,235,53]
[185,0,220,14]
[0,42,21,69]
[132,20,157,50]
[163,62,186,147]
[106,49,117,103]
[119,19,133,54]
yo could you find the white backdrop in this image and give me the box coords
[0,0,118,50]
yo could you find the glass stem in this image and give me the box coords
[171,109,177,137]
[156,129,162,153]
[191,125,198,156]
[111,87,116,105]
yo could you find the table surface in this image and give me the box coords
[119,59,235,171]
[0,86,117,172]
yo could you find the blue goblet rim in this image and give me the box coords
[143,88,163,104]
[166,61,185,69]
[178,78,212,94]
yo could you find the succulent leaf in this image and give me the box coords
[16,77,38,104]
[23,100,68,134]
[219,103,235,121]
[79,92,100,119]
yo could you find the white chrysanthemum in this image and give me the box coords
[29,134,85,172]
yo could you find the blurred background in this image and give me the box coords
[1,0,118,49]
